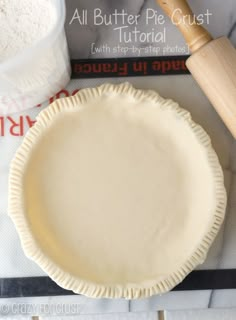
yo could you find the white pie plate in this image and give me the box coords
[9,83,227,299]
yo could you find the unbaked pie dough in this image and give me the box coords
[9,83,226,299]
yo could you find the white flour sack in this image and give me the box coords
[0,0,71,115]
[0,0,56,62]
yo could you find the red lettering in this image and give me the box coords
[7,116,24,136]
[112,63,118,72]
[83,64,92,73]
[56,89,70,100]
[0,117,5,136]
[92,64,102,73]
[118,63,128,76]
[74,64,84,74]
[72,89,80,96]
[26,116,36,128]
[181,60,188,70]
[133,62,147,75]
[49,96,54,104]
[172,60,181,71]
[102,63,113,72]
[161,61,171,74]
[152,61,161,71]
[152,59,188,73]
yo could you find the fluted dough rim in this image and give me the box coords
[8,82,227,299]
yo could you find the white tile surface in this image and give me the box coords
[209,290,236,309]
[130,291,212,311]
[218,175,236,269]
[165,308,236,320]
[41,312,158,320]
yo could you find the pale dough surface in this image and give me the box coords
[24,89,217,286]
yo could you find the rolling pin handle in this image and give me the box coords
[156,0,212,52]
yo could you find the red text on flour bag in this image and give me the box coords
[0,88,80,137]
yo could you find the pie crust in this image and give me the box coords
[9,83,227,299]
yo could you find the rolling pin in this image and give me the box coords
[156,0,236,139]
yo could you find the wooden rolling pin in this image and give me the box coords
[156,0,236,138]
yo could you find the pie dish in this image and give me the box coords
[9,83,227,299]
